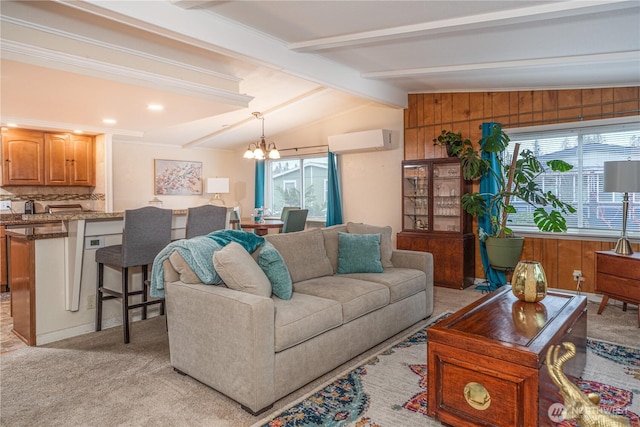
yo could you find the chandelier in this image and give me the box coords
[243,112,280,160]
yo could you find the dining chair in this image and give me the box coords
[185,205,228,239]
[281,209,308,233]
[280,206,300,221]
[230,206,241,230]
[95,206,172,343]
[278,206,300,232]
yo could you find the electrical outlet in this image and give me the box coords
[86,294,96,309]
[0,201,11,211]
[572,270,582,281]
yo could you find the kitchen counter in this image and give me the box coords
[0,209,187,226]
[4,223,67,240]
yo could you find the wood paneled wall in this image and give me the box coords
[404,87,640,292]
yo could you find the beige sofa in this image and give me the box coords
[162,223,434,415]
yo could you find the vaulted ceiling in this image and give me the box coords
[1,0,638,149]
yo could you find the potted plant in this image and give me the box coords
[433,130,471,157]
[445,126,576,269]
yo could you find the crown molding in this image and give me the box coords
[2,14,242,84]
[0,116,144,137]
[2,40,253,107]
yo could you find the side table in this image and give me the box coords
[595,250,640,327]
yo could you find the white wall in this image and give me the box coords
[111,104,404,243]
[111,141,254,211]
[259,104,405,243]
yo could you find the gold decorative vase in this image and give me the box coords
[511,261,547,303]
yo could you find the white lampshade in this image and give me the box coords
[206,178,229,194]
[604,160,640,193]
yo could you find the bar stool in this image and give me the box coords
[95,206,172,343]
[185,205,228,239]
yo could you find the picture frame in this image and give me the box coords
[154,159,203,195]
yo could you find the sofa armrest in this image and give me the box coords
[165,281,275,413]
[391,249,434,316]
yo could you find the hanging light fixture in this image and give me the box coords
[243,112,280,160]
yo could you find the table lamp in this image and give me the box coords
[206,177,229,206]
[604,160,640,255]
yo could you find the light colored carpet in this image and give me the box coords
[0,287,637,426]
[253,319,640,426]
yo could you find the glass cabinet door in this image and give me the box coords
[432,162,462,232]
[403,163,429,231]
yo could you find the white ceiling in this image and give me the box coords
[1,0,639,150]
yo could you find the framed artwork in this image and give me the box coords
[154,159,203,195]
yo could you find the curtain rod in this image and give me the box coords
[279,144,329,153]
[477,109,640,129]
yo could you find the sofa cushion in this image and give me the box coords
[294,276,390,323]
[347,222,393,268]
[340,268,426,303]
[213,242,271,298]
[337,232,383,274]
[273,293,343,352]
[321,224,348,273]
[265,229,333,283]
[257,242,292,300]
[168,251,203,284]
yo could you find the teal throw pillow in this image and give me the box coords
[337,232,383,274]
[257,242,293,300]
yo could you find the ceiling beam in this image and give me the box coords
[56,0,407,108]
[289,0,638,52]
[182,87,329,147]
[363,51,640,79]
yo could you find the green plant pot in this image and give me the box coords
[486,236,524,271]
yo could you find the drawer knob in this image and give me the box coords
[464,382,491,410]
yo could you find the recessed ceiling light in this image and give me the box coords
[147,104,164,111]
[7,123,18,128]
[74,130,84,134]
[103,118,117,125]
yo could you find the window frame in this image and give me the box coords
[504,116,640,240]
[265,153,329,221]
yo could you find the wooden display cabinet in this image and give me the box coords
[397,158,475,289]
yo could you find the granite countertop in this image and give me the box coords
[4,223,67,240]
[0,209,188,226]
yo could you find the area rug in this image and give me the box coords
[254,314,640,427]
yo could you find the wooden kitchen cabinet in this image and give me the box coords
[1,128,45,185]
[1,128,94,187]
[1,226,7,293]
[45,133,95,186]
[8,235,36,345]
[397,158,475,288]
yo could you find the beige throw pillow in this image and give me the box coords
[213,242,272,297]
[346,222,393,268]
[168,251,203,284]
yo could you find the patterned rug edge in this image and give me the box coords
[250,311,452,427]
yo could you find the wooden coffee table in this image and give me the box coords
[427,286,587,427]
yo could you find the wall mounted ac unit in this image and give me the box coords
[328,129,395,154]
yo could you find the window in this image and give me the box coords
[265,155,328,220]
[505,119,640,236]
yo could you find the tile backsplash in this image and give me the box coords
[0,188,105,213]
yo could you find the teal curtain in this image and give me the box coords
[326,151,343,226]
[254,160,265,209]
[477,122,507,292]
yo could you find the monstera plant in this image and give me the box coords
[446,126,576,269]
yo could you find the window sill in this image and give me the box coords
[511,226,639,243]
